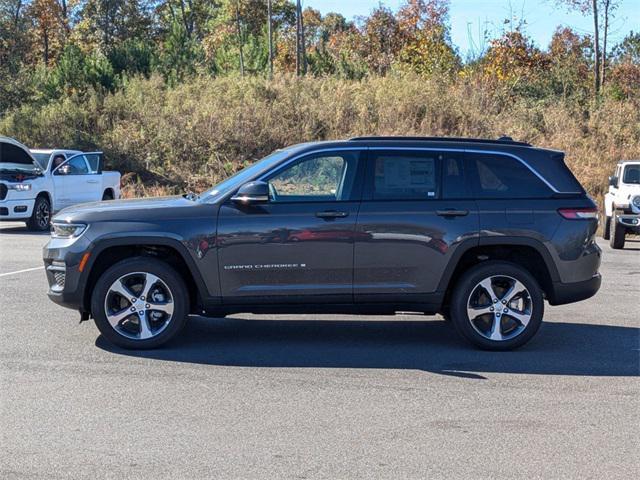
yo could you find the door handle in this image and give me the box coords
[87,179,99,184]
[316,210,349,219]
[436,209,469,217]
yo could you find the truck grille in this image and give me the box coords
[0,183,7,200]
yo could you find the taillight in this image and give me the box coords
[557,207,598,219]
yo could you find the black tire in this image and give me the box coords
[609,214,626,249]
[91,257,189,349]
[102,190,114,201]
[602,214,611,240]
[26,195,51,231]
[450,261,544,351]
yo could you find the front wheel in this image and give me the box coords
[91,258,189,349]
[26,195,51,231]
[609,214,626,249]
[450,261,544,351]
[602,214,611,240]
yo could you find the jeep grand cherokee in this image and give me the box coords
[43,137,601,350]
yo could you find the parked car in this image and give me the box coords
[0,136,121,231]
[603,161,640,249]
[43,136,601,351]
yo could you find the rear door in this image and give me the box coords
[217,149,364,304]
[354,149,479,304]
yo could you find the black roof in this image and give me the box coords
[348,136,532,147]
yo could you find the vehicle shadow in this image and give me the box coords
[96,317,640,378]
[0,225,49,235]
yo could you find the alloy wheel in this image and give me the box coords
[104,272,175,340]
[36,200,50,229]
[466,275,532,342]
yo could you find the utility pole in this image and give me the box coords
[300,0,306,74]
[267,0,273,78]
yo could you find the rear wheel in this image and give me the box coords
[26,195,51,231]
[602,214,611,240]
[609,214,626,249]
[91,258,189,349]
[450,261,544,351]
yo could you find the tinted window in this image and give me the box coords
[469,154,552,198]
[623,164,640,184]
[85,153,101,173]
[370,152,438,200]
[442,154,469,199]
[1,142,34,165]
[268,152,359,202]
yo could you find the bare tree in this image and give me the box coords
[267,0,273,77]
[592,0,600,93]
[295,0,301,75]
[235,0,244,77]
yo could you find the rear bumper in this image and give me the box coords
[548,273,601,306]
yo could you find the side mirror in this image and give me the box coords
[609,176,619,188]
[231,181,269,204]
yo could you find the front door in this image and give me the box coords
[217,150,364,304]
[52,154,95,210]
[354,149,479,303]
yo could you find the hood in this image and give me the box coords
[53,195,209,223]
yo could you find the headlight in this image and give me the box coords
[51,223,88,239]
[632,196,640,209]
[8,183,31,191]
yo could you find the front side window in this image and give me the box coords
[623,164,640,184]
[369,152,438,200]
[469,154,552,199]
[58,155,90,175]
[267,152,360,202]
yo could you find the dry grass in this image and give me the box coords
[2,73,639,203]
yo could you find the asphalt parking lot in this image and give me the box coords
[0,221,638,479]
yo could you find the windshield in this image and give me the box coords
[198,148,296,202]
[623,164,640,184]
[31,152,51,170]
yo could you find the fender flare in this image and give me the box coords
[84,233,212,306]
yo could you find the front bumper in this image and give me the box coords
[616,214,640,231]
[43,236,93,312]
[548,273,602,306]
[0,198,35,220]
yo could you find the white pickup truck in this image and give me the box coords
[0,136,121,231]
[603,160,640,249]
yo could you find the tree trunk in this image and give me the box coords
[295,0,301,76]
[592,0,600,95]
[601,0,610,87]
[235,2,245,77]
[267,0,273,77]
[300,2,306,74]
[43,28,49,65]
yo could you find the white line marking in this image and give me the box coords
[0,266,45,277]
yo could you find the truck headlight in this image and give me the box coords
[8,183,32,191]
[51,223,88,239]
[632,196,640,209]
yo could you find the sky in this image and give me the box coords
[305,0,640,59]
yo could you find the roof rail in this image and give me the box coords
[348,136,532,147]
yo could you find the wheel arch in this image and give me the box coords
[438,237,559,308]
[102,188,115,199]
[82,236,209,314]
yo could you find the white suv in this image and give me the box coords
[603,161,640,249]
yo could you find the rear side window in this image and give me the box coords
[442,154,470,199]
[468,154,552,199]
[369,151,438,200]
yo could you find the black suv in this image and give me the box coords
[43,137,601,350]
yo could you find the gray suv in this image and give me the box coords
[43,137,601,351]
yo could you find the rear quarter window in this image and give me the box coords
[468,153,553,199]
